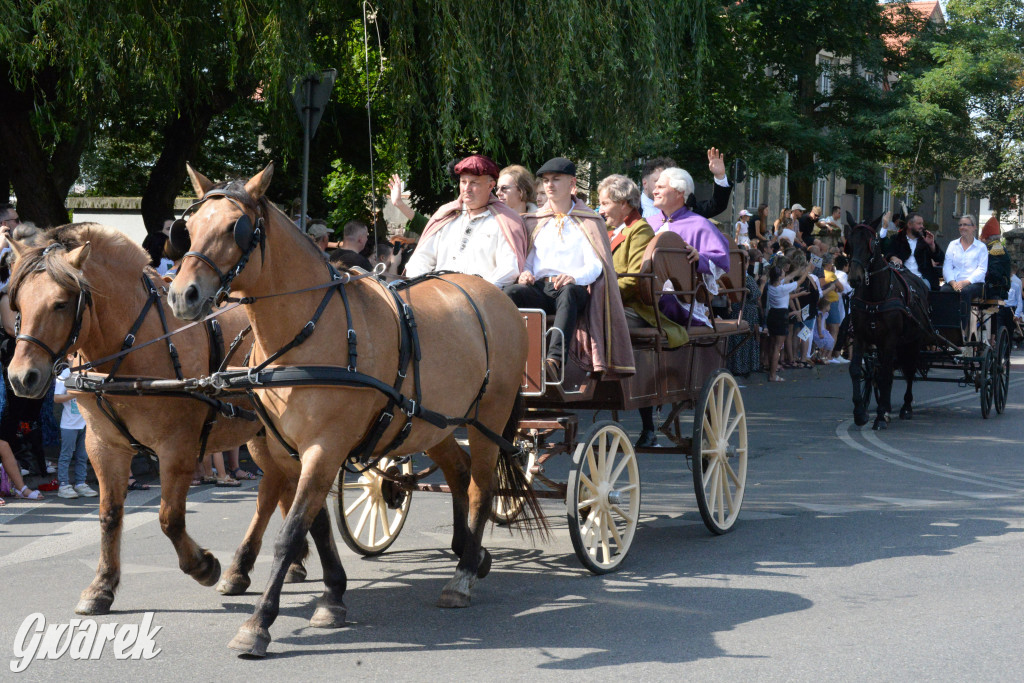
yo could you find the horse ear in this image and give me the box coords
[66,242,92,270]
[244,162,274,200]
[186,163,214,198]
[7,238,23,260]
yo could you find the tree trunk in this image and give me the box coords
[0,104,79,227]
[140,104,216,256]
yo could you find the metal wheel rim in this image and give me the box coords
[692,370,748,534]
[995,328,1010,414]
[336,456,413,556]
[567,421,641,574]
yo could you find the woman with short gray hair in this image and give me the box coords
[596,174,642,212]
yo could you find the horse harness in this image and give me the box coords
[48,269,257,462]
[208,266,512,473]
[848,230,932,337]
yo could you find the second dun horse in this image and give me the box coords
[166,163,544,657]
[5,225,312,614]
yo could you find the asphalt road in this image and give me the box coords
[2,354,1023,681]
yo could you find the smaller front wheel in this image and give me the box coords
[567,421,641,574]
[336,457,413,556]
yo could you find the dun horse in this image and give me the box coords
[845,223,930,429]
[166,163,542,657]
[4,225,310,614]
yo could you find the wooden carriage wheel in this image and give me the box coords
[335,456,413,556]
[994,327,1011,415]
[692,369,748,534]
[567,421,641,574]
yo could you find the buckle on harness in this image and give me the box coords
[303,320,316,336]
[404,400,417,417]
[246,366,263,386]
[122,333,136,348]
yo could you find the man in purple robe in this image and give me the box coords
[648,167,731,275]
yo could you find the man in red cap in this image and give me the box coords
[404,154,528,286]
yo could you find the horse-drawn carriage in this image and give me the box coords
[5,165,753,655]
[336,231,753,573]
[846,224,1012,428]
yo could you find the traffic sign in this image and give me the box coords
[291,69,337,139]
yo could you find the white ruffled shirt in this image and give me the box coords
[404,208,519,286]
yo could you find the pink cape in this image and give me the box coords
[419,195,529,271]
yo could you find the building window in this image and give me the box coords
[746,174,761,208]
[814,176,829,210]
[881,170,891,214]
[818,57,833,95]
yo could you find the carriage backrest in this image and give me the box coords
[719,248,749,306]
[637,231,699,308]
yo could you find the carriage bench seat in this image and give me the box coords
[628,326,664,349]
[684,319,749,338]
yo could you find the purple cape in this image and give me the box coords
[648,206,731,274]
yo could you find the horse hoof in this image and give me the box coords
[216,574,250,596]
[193,556,222,587]
[854,412,868,427]
[309,599,347,628]
[476,549,492,580]
[437,589,471,609]
[899,406,913,420]
[284,563,307,584]
[872,419,888,431]
[229,626,271,657]
[75,593,113,616]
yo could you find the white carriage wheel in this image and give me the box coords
[692,369,748,534]
[335,456,413,556]
[567,421,641,574]
[490,444,536,524]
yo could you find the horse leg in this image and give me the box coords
[228,451,335,657]
[268,473,310,584]
[899,354,916,420]
[158,448,220,587]
[850,338,869,426]
[873,344,895,431]
[219,438,291,595]
[75,440,132,615]
[426,435,473,560]
[307,506,349,628]
[438,428,503,609]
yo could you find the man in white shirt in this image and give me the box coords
[941,214,988,334]
[507,158,602,378]
[404,155,527,286]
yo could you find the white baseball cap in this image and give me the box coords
[791,203,807,211]
[739,209,752,217]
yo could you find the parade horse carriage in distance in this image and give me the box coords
[845,224,1012,430]
[335,230,753,574]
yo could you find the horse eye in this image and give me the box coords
[53,301,68,311]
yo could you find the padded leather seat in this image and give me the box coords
[628,327,664,348]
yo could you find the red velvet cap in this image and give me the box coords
[454,155,500,180]
[980,216,1000,240]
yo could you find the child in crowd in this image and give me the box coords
[765,259,812,382]
[53,370,97,498]
[812,298,836,362]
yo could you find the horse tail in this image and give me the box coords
[493,389,550,542]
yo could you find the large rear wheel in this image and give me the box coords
[994,327,1010,414]
[567,421,641,574]
[692,369,748,534]
[980,347,994,419]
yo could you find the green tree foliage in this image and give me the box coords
[382,0,710,207]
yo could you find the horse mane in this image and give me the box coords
[8,223,150,308]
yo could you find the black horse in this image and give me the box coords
[845,224,932,429]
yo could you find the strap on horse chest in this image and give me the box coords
[227,269,513,469]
